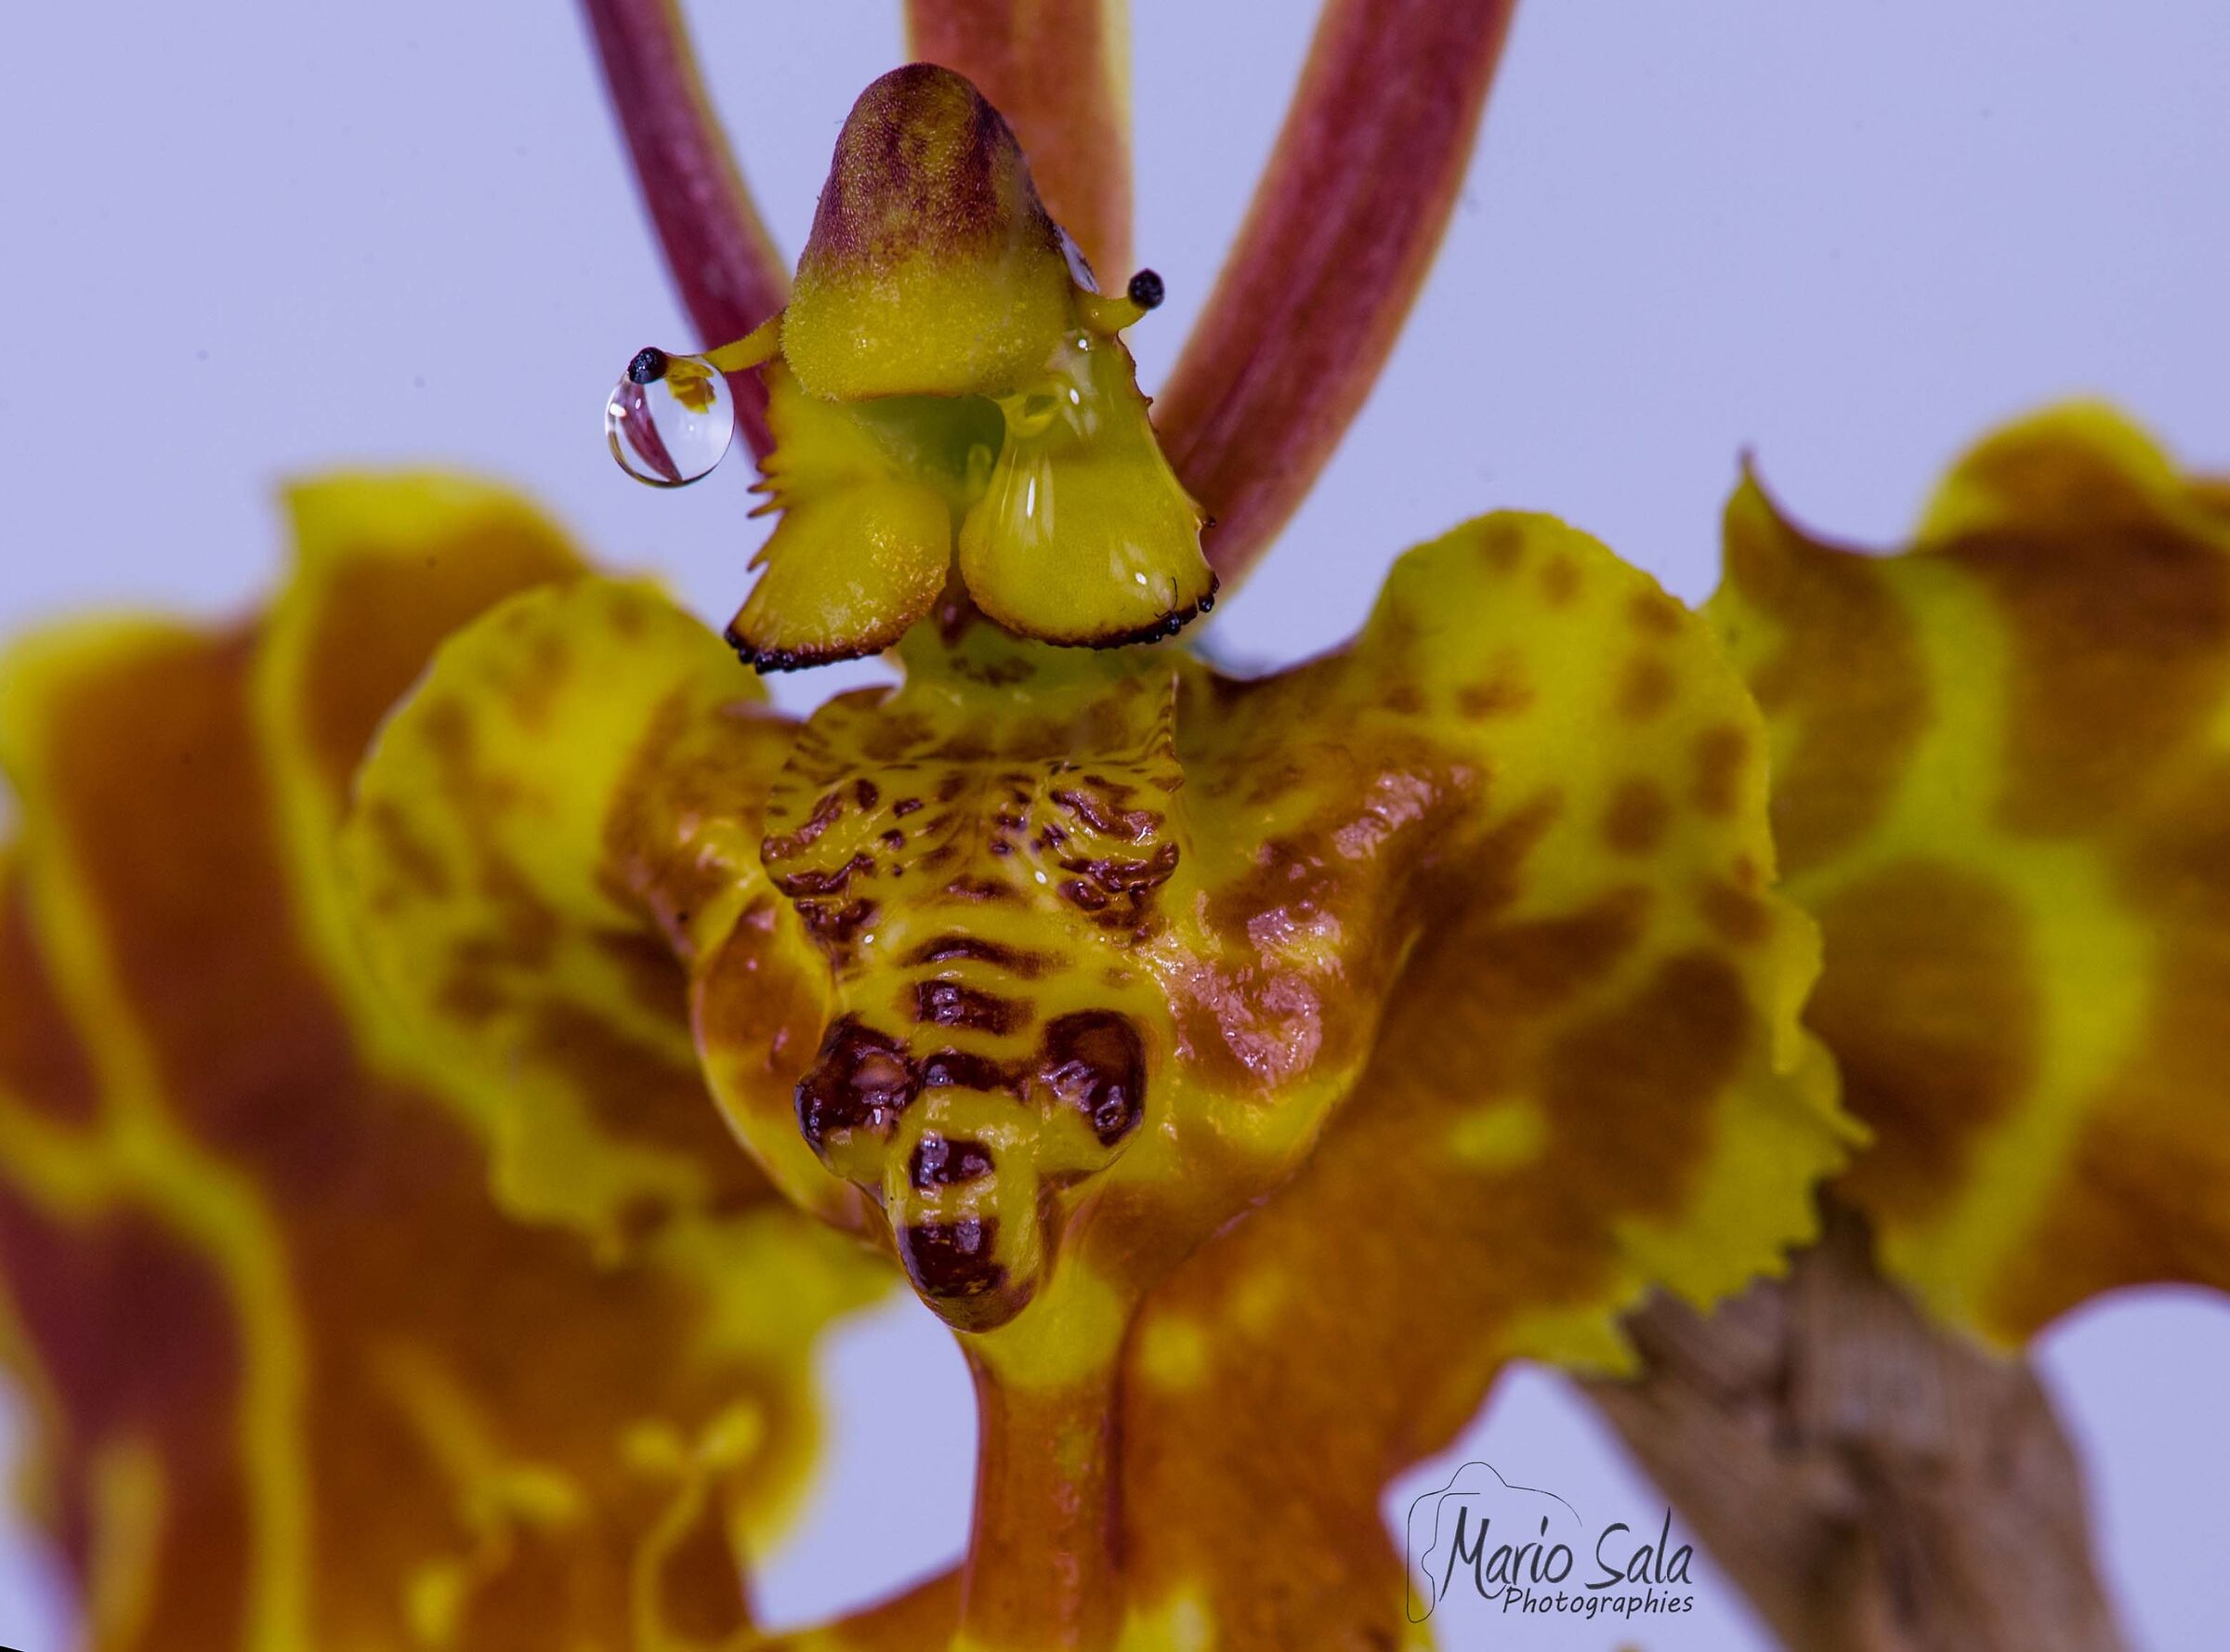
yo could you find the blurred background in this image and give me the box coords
[2,2,2225,1646]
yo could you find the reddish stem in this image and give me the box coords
[580,0,789,455]
[959,1352,1124,1652]
[1156,0,1522,587]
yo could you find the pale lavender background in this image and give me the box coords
[2,3,2227,1649]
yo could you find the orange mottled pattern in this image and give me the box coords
[756,649,1188,1331]
[0,479,853,1650]
[1709,405,2230,1341]
[347,508,1846,1650]
[339,573,867,1273]
[1102,515,1846,1647]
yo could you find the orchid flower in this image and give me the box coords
[0,5,2222,1652]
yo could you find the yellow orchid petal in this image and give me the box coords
[254,474,586,1061]
[1708,403,2230,1342]
[955,327,1213,645]
[727,362,981,671]
[346,571,885,1254]
[740,584,1616,1356]
[0,480,859,1647]
[342,574,801,1252]
[636,513,1844,1647]
[365,505,1836,1648]
[1097,513,1845,1649]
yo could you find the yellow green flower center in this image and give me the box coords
[612,64,1215,670]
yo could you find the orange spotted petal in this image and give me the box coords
[1708,403,2230,1342]
[682,515,1848,1647]
[1096,513,1848,1647]
[0,479,863,1650]
[340,571,876,1255]
[258,476,586,1067]
[348,507,1846,1648]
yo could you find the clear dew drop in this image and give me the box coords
[605,349,735,487]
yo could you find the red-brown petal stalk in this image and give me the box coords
[581,0,789,454]
[1157,0,1520,585]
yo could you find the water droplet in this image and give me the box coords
[605,350,735,487]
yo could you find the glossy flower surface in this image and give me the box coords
[346,504,1847,1645]
[0,7,2225,1651]
[715,67,1213,669]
